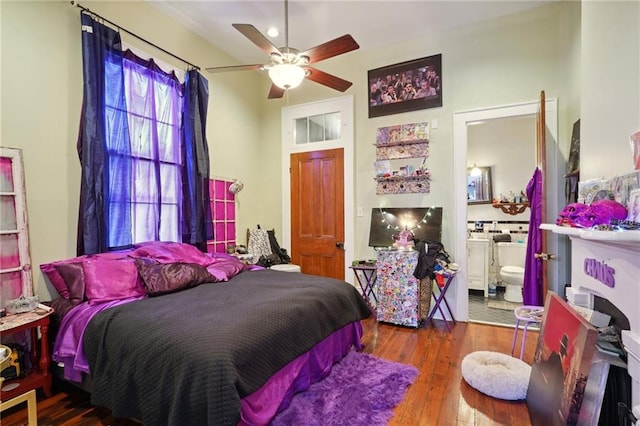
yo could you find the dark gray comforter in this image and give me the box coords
[84,269,370,426]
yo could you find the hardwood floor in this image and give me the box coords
[1,318,538,426]
[361,318,537,426]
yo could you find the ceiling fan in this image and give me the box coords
[205,0,359,99]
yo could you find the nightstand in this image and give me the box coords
[0,309,53,401]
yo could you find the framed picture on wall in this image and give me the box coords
[368,54,442,118]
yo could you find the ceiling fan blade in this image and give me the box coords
[268,84,286,99]
[205,64,263,73]
[232,23,282,56]
[299,35,359,64]
[305,67,353,92]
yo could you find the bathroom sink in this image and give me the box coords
[468,237,489,242]
[468,232,489,241]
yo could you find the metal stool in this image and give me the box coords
[511,305,544,359]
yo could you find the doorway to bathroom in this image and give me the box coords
[467,115,536,326]
[452,96,564,328]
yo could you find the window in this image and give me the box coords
[206,178,236,253]
[105,52,183,248]
[294,112,341,145]
[0,148,32,301]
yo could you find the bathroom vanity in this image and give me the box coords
[467,239,489,297]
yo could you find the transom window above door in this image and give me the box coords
[294,112,341,144]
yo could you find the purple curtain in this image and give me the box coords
[77,13,206,254]
[76,13,131,255]
[182,70,213,247]
[523,167,543,306]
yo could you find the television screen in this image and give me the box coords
[368,207,443,248]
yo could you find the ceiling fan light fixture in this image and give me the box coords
[268,63,305,89]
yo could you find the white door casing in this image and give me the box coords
[281,95,355,283]
[452,98,560,321]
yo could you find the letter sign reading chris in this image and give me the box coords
[583,258,615,288]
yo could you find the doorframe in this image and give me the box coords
[452,98,560,321]
[281,95,355,282]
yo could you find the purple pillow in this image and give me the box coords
[204,254,252,281]
[40,249,133,299]
[135,258,218,296]
[132,241,210,266]
[53,262,85,306]
[41,257,87,299]
[83,258,145,305]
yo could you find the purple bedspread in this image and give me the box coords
[53,297,144,382]
[83,269,370,426]
[52,252,261,382]
[240,321,363,425]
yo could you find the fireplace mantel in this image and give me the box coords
[542,224,640,406]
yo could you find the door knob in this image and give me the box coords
[336,241,344,249]
[534,252,556,261]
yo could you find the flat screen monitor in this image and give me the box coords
[368,207,443,248]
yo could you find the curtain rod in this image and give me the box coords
[70,1,200,71]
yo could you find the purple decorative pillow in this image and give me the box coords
[83,258,145,305]
[132,241,210,266]
[204,253,252,281]
[134,258,218,296]
[40,249,133,299]
[41,257,88,299]
[53,262,85,306]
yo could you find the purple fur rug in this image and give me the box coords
[271,351,419,426]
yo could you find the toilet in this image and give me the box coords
[497,242,526,303]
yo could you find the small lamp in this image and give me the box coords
[470,164,482,177]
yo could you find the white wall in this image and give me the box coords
[580,1,640,180]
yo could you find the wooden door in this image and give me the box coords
[290,148,344,279]
[0,147,33,303]
[535,90,550,299]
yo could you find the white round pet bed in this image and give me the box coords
[461,351,531,400]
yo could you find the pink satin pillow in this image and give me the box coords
[205,253,252,281]
[132,241,210,266]
[40,250,133,299]
[83,258,145,305]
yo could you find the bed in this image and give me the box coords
[43,241,370,426]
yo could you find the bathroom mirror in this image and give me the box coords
[467,166,493,204]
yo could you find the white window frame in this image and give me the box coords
[0,147,33,297]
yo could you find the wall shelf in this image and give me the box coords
[492,202,529,215]
[374,139,429,148]
[375,175,430,194]
[375,141,428,160]
[374,122,431,194]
